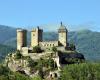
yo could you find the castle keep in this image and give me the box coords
[17,29,27,50]
[17,22,68,52]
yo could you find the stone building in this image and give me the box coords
[17,22,68,51]
[31,26,43,47]
[17,29,27,50]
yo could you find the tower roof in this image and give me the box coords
[58,22,68,32]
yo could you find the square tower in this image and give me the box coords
[31,27,43,47]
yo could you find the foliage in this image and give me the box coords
[65,58,84,64]
[48,58,57,70]
[32,58,57,71]
[33,46,42,53]
[52,47,57,52]
[0,44,15,63]
[32,75,42,80]
[60,63,100,80]
[0,64,31,80]
[0,65,10,76]
[15,50,22,59]
[69,43,76,51]
[12,72,31,80]
[27,57,38,68]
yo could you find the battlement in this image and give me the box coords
[17,28,27,32]
[31,26,43,32]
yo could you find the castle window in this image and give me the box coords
[47,44,49,46]
[50,44,51,46]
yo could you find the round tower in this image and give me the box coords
[58,22,68,47]
[17,29,27,50]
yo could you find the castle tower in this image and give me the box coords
[31,26,43,47]
[58,22,68,47]
[17,29,27,50]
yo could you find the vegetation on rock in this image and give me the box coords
[0,62,100,80]
[52,47,57,53]
[32,46,42,53]
[15,50,22,59]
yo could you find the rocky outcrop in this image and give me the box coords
[59,52,85,64]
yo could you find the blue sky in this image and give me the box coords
[0,0,100,31]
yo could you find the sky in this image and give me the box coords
[0,0,100,31]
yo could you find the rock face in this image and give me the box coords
[5,50,85,79]
[59,52,85,64]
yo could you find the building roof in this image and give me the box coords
[58,22,68,32]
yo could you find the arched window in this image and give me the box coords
[47,44,49,46]
[50,44,51,46]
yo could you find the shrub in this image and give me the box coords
[32,75,42,80]
[70,43,76,51]
[15,50,22,59]
[60,63,100,80]
[33,46,42,53]
[27,57,38,68]
[52,47,57,53]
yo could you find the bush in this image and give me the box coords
[60,63,100,80]
[70,43,76,51]
[0,64,32,80]
[32,75,42,80]
[33,46,42,53]
[15,50,22,59]
[27,57,38,68]
[52,47,57,52]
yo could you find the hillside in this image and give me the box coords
[69,30,100,61]
[0,25,16,44]
[0,25,100,61]
[0,44,15,62]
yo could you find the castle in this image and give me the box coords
[17,22,68,55]
[6,22,84,79]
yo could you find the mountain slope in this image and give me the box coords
[0,44,15,62]
[0,25,16,44]
[68,30,100,61]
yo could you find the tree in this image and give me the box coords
[33,46,42,53]
[15,50,22,59]
[70,43,76,51]
[52,47,57,53]
[52,47,58,57]
[32,75,42,80]
[27,57,37,68]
